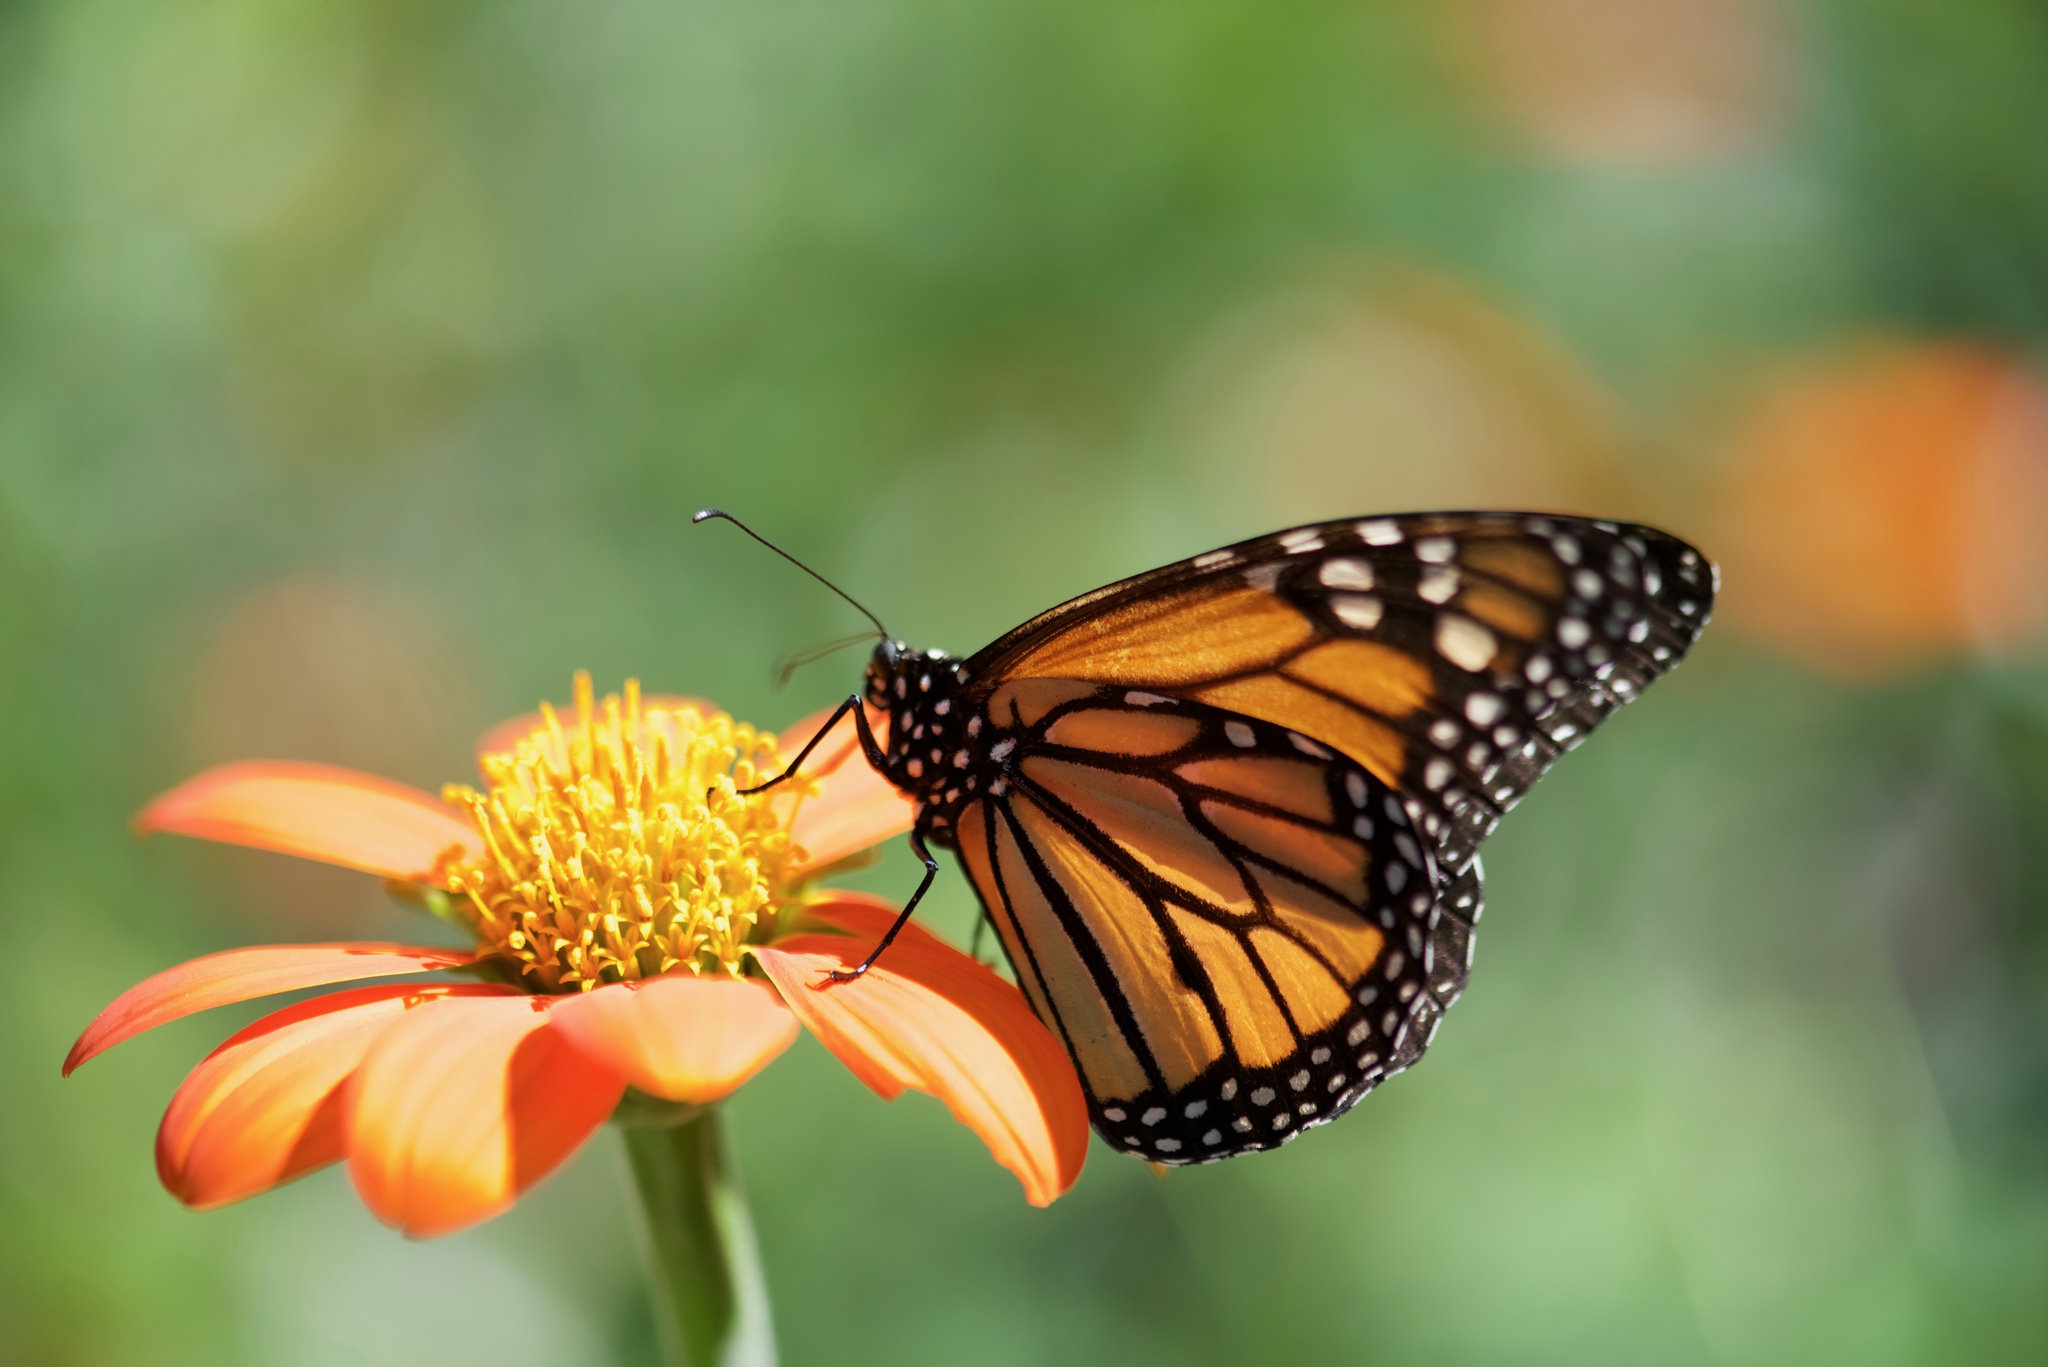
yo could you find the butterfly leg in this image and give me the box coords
[820,823,940,986]
[726,693,881,800]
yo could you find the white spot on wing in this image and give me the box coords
[1357,519,1402,546]
[1193,550,1235,570]
[1224,720,1257,748]
[1331,594,1383,630]
[1417,565,1459,603]
[1318,557,1376,590]
[1435,614,1497,671]
[1415,537,1455,564]
[1279,528,1325,553]
[1244,563,1286,592]
[1464,692,1505,726]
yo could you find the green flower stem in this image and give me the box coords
[621,1108,776,1367]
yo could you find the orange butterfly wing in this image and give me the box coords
[908,512,1712,1159]
[966,512,1716,875]
[943,686,1472,1160]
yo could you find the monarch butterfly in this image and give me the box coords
[702,510,1716,1163]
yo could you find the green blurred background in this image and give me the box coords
[7,0,2048,1362]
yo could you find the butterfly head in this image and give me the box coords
[862,639,979,820]
[861,638,906,710]
[862,639,963,709]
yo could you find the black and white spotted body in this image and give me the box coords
[860,642,984,847]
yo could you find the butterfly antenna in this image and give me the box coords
[692,509,891,639]
[772,629,886,689]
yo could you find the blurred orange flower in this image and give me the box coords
[1711,343,2048,676]
[1447,0,1795,166]
[66,675,1088,1237]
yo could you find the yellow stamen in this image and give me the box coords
[440,672,813,993]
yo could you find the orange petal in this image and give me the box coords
[753,892,1088,1206]
[64,942,478,1075]
[346,992,625,1238]
[138,761,479,885]
[783,702,915,875]
[796,890,956,948]
[475,694,718,764]
[547,975,799,1104]
[157,983,516,1210]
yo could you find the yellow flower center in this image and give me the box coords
[440,673,812,993]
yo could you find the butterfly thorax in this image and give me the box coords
[861,639,995,843]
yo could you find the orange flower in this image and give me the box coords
[1712,342,2048,677]
[67,674,1088,1237]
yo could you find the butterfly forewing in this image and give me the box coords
[965,512,1716,875]
[946,685,1471,1163]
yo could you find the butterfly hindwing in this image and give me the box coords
[944,684,1471,1164]
[966,512,1716,874]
